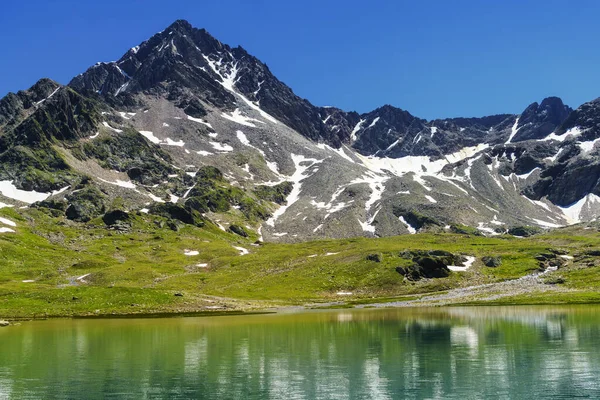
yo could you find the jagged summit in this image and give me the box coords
[510,96,572,142]
[67,20,575,154]
[0,78,62,129]
[167,19,194,31]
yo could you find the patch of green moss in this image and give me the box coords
[508,226,542,237]
[0,145,79,192]
[254,181,293,205]
[450,224,483,236]
[185,166,271,221]
[149,203,205,227]
[65,186,108,222]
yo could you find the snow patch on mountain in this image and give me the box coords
[311,199,350,219]
[164,138,185,147]
[187,115,213,128]
[221,109,263,127]
[118,111,136,120]
[350,119,366,142]
[505,118,520,144]
[399,216,416,234]
[102,121,123,133]
[201,53,279,124]
[35,87,61,106]
[578,137,600,153]
[316,143,355,163]
[559,193,600,224]
[356,144,488,178]
[0,181,58,204]
[544,148,564,163]
[265,154,323,227]
[424,195,437,203]
[233,246,249,255]
[139,130,160,144]
[367,117,380,129]
[210,142,234,152]
[0,217,16,227]
[351,171,387,232]
[448,256,475,272]
[477,223,499,236]
[542,127,583,142]
[528,218,562,228]
[139,130,184,147]
[147,193,166,203]
[516,168,540,180]
[98,178,137,189]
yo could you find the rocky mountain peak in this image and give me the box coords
[0,78,62,130]
[25,78,61,102]
[166,19,194,33]
[555,98,600,138]
[377,104,422,123]
[350,105,429,157]
[540,96,568,110]
[511,96,572,142]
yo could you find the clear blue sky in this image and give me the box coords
[1,0,599,119]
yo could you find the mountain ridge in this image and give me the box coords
[0,19,599,242]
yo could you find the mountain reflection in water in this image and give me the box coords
[0,306,598,399]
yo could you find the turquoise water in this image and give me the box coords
[1,306,599,399]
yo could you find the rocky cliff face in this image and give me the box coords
[510,97,573,143]
[0,19,599,241]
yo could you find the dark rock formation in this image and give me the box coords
[65,186,108,222]
[228,224,248,237]
[508,226,542,237]
[511,97,572,142]
[395,250,467,280]
[482,256,502,267]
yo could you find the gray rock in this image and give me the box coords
[366,253,382,263]
[482,256,502,268]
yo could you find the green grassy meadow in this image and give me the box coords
[1,206,599,319]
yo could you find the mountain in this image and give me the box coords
[1,19,599,242]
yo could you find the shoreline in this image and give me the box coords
[3,292,600,323]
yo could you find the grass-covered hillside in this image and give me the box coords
[1,203,600,319]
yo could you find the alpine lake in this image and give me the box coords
[1,306,599,399]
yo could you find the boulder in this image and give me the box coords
[548,248,569,256]
[508,226,542,237]
[102,210,131,226]
[65,186,108,222]
[366,253,382,262]
[149,203,204,227]
[482,256,502,268]
[449,224,483,236]
[394,250,474,280]
[412,256,451,278]
[396,256,451,281]
[399,250,414,259]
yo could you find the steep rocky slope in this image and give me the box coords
[0,19,599,242]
